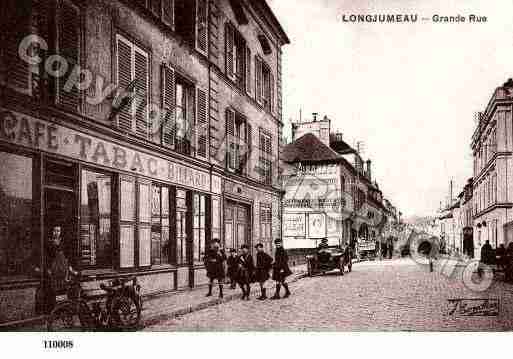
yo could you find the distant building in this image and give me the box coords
[281,115,391,262]
[471,79,513,258]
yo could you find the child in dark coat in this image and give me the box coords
[204,240,226,298]
[271,238,292,299]
[254,243,273,300]
[236,244,254,300]
[226,248,238,289]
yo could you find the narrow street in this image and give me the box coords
[146,258,513,331]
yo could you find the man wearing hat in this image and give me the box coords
[204,239,226,298]
[236,244,254,300]
[254,243,273,300]
[271,238,292,299]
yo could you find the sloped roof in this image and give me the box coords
[330,137,356,155]
[282,133,345,163]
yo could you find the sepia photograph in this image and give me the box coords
[0,0,513,354]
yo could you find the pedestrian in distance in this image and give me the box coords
[204,239,226,298]
[254,243,273,300]
[236,244,254,300]
[271,238,292,299]
[226,248,238,289]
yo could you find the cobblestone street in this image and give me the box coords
[145,258,513,331]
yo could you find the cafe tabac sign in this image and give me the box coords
[0,108,212,193]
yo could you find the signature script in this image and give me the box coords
[447,298,500,317]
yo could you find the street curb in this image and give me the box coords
[142,271,307,328]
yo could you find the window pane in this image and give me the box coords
[139,226,151,266]
[120,179,135,221]
[0,152,33,278]
[139,183,151,223]
[120,225,135,268]
[80,170,112,268]
[212,198,220,231]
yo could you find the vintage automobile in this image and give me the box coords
[306,245,352,276]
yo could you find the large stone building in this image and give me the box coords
[281,115,391,262]
[471,79,513,259]
[0,0,288,325]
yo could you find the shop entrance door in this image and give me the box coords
[224,202,250,250]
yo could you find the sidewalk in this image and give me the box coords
[141,264,307,328]
[1,265,307,331]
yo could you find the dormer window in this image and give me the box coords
[258,35,272,55]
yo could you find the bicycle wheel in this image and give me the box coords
[110,295,141,329]
[47,301,83,332]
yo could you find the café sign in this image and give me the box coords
[0,109,211,192]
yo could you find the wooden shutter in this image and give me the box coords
[162,0,174,27]
[119,175,136,269]
[255,56,263,104]
[135,48,149,138]
[138,179,152,268]
[246,122,252,174]
[57,0,81,111]
[161,65,176,148]
[245,45,251,95]
[117,35,134,132]
[226,108,235,169]
[196,88,208,159]
[2,0,31,93]
[195,0,208,55]
[225,23,234,80]
[269,70,274,113]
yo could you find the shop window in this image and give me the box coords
[80,169,112,269]
[0,152,34,279]
[151,185,170,265]
[212,197,221,243]
[175,189,187,265]
[193,193,206,265]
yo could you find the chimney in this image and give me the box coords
[312,112,318,122]
[366,160,372,181]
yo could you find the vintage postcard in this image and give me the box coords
[0,0,512,354]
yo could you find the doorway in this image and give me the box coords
[224,201,251,250]
[44,188,76,262]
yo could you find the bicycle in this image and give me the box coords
[46,272,142,331]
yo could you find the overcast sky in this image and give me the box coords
[267,0,513,217]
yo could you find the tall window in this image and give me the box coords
[255,57,274,112]
[0,152,33,278]
[193,193,206,264]
[175,0,208,54]
[161,66,199,156]
[225,22,249,90]
[80,170,112,269]
[259,131,272,185]
[135,0,174,27]
[151,185,170,265]
[116,34,150,138]
[226,109,251,175]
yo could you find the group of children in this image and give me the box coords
[203,238,292,300]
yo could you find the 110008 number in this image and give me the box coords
[43,340,74,349]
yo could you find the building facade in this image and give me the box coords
[471,80,513,259]
[281,116,390,262]
[0,0,289,325]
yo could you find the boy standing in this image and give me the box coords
[254,243,273,300]
[236,244,254,300]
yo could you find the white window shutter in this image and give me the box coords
[134,47,150,139]
[196,87,208,159]
[161,64,176,149]
[195,0,208,55]
[116,35,134,132]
